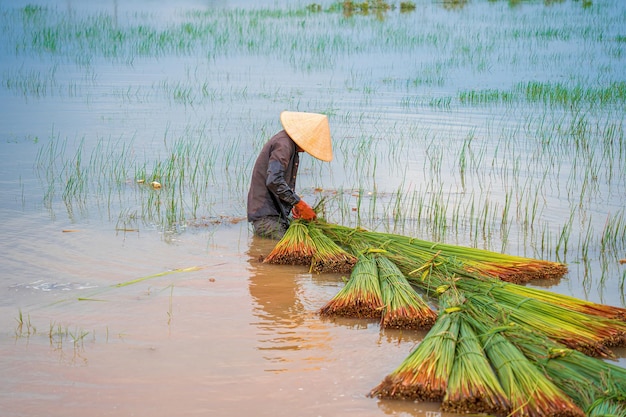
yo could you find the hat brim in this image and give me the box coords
[280,111,333,162]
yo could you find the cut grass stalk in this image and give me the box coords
[308,223,357,274]
[263,220,316,266]
[315,221,567,284]
[377,255,436,330]
[113,266,202,287]
[369,290,460,401]
[461,283,626,358]
[319,253,383,318]
[480,281,626,321]
[586,398,626,417]
[505,324,626,414]
[470,315,585,417]
[442,316,510,415]
[402,262,626,357]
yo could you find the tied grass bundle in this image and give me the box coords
[506,325,626,414]
[485,282,626,321]
[315,222,568,284]
[406,263,626,353]
[462,283,626,358]
[263,220,316,266]
[377,255,437,330]
[369,291,461,401]
[587,398,626,417]
[319,254,383,318]
[464,259,568,284]
[308,224,357,274]
[442,318,510,415]
[473,318,585,417]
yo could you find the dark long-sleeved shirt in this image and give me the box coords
[247,130,301,222]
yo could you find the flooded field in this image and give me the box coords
[1,0,625,416]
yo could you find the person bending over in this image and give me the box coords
[247,111,333,239]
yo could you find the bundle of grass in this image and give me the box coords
[442,318,510,415]
[263,220,316,266]
[314,222,568,284]
[319,253,383,318]
[463,259,568,284]
[408,267,626,357]
[369,291,461,401]
[506,324,626,414]
[485,281,626,321]
[395,251,626,357]
[377,255,437,330]
[461,283,626,358]
[474,319,585,417]
[586,398,626,417]
[308,223,357,274]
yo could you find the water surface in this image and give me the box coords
[1,0,625,416]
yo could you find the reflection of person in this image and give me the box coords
[246,236,307,368]
[247,111,333,239]
[247,237,333,372]
[247,236,304,324]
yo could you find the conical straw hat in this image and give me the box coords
[280,111,333,162]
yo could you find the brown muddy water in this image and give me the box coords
[1,0,625,416]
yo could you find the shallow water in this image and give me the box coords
[1,0,625,416]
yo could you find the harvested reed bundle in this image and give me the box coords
[507,325,626,413]
[369,291,461,401]
[461,283,626,358]
[486,282,626,321]
[404,261,626,357]
[377,255,437,330]
[474,321,585,417]
[586,397,626,417]
[442,318,510,415]
[313,221,367,248]
[532,351,626,416]
[314,222,568,284]
[464,259,568,284]
[433,275,626,348]
[308,224,357,274]
[487,288,626,356]
[319,254,383,318]
[263,220,316,266]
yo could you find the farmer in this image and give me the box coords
[247,111,333,239]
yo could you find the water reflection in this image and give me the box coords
[378,400,447,417]
[247,236,332,373]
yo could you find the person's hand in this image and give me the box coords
[292,200,316,221]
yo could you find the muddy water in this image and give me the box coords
[1,0,625,416]
[1,224,442,417]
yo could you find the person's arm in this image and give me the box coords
[266,159,299,206]
[265,140,316,221]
